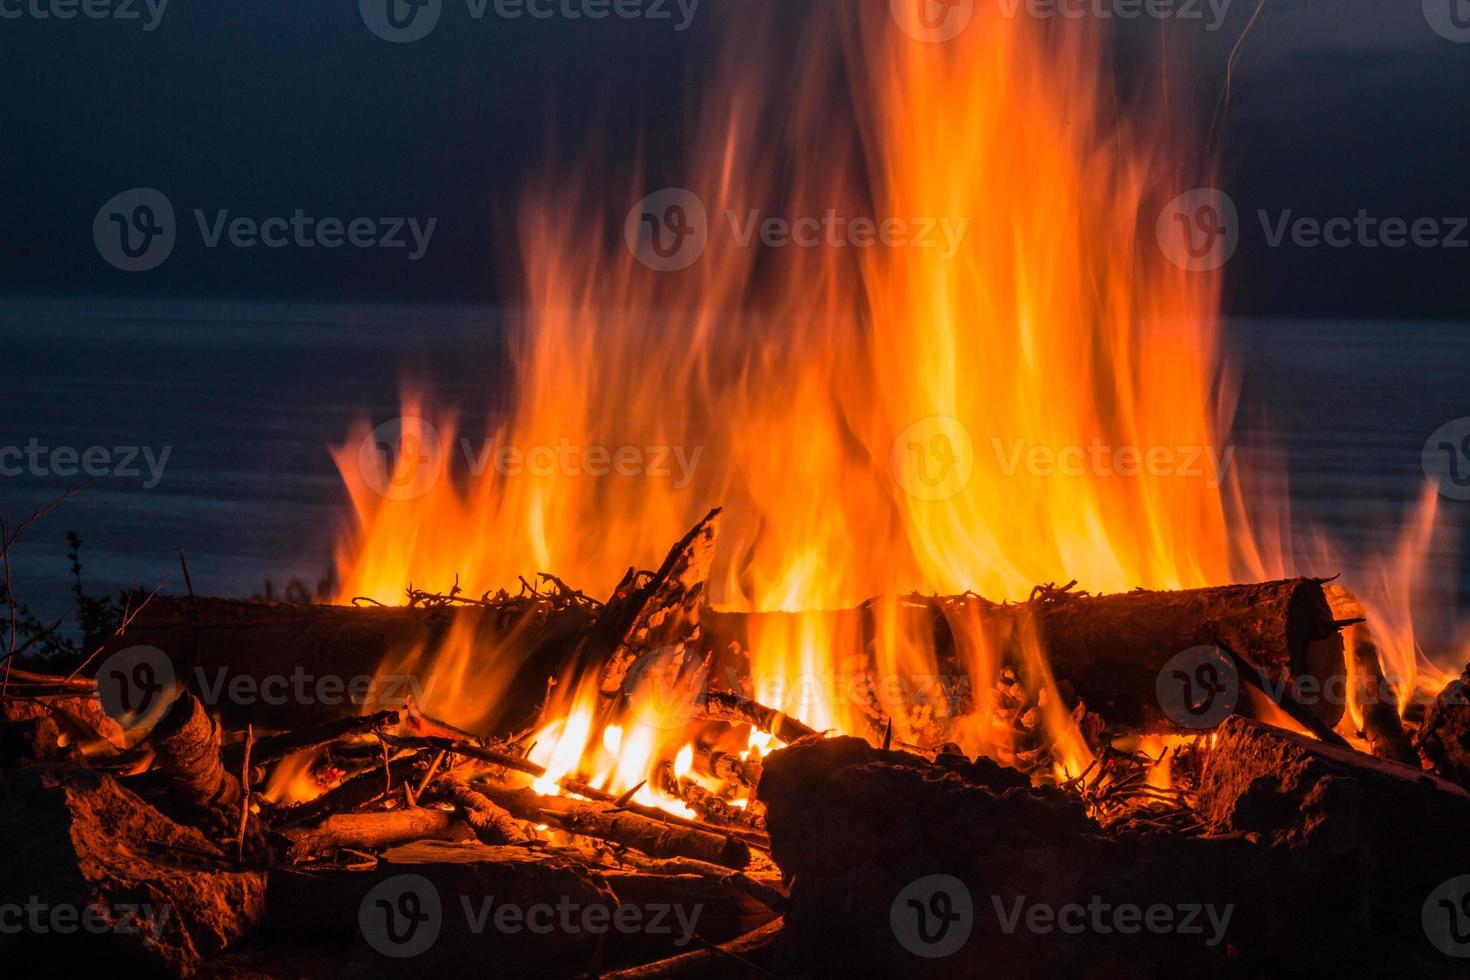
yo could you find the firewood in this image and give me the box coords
[595,508,721,699]
[697,691,819,744]
[274,807,468,863]
[432,774,530,844]
[1324,585,1418,764]
[221,707,402,770]
[149,690,242,814]
[274,752,426,828]
[698,746,762,790]
[598,917,783,980]
[472,780,752,869]
[1416,664,1470,788]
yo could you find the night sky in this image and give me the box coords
[1,0,1468,320]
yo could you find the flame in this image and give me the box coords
[328,7,1453,796]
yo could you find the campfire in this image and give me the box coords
[3,5,1469,978]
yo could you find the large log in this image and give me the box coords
[707,578,1348,733]
[99,594,597,730]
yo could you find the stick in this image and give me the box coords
[697,692,819,744]
[432,775,529,844]
[236,724,253,862]
[275,807,464,863]
[598,918,782,979]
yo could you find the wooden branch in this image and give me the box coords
[149,691,241,812]
[1417,665,1470,787]
[472,780,751,869]
[431,775,529,844]
[599,917,782,979]
[697,692,818,744]
[274,753,426,828]
[275,807,465,863]
[222,708,402,770]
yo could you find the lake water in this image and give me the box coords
[2,296,1467,647]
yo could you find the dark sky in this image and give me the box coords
[1,0,1468,320]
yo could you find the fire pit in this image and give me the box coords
[3,4,1468,979]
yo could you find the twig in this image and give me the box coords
[237,724,254,862]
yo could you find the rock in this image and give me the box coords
[0,765,266,976]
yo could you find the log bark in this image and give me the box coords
[1415,664,1470,788]
[472,780,751,869]
[431,775,530,844]
[697,691,819,744]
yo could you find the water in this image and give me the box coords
[1,297,1467,641]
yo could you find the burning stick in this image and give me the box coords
[431,775,529,844]
[274,752,427,828]
[696,692,818,744]
[472,780,752,869]
[221,708,402,770]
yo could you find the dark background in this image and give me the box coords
[0,0,1467,319]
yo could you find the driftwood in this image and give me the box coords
[274,807,467,862]
[150,691,241,813]
[472,780,752,869]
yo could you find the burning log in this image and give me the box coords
[150,690,242,815]
[100,592,597,729]
[696,691,819,743]
[275,807,468,863]
[697,746,761,790]
[222,707,402,770]
[472,780,752,869]
[275,752,426,828]
[1417,665,1470,788]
